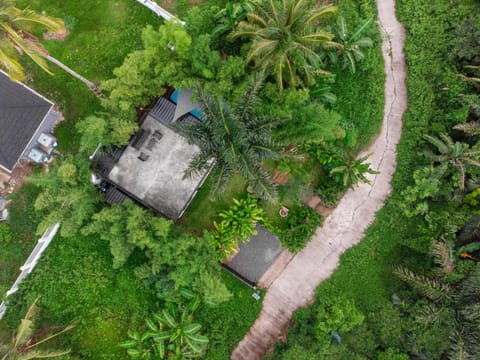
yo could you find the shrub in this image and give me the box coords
[275,205,322,252]
[211,195,265,260]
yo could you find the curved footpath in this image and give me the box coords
[231,0,407,359]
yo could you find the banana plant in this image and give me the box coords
[330,153,378,189]
[120,295,208,359]
[324,16,374,73]
[212,1,253,38]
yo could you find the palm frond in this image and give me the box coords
[394,266,452,304]
[453,121,480,136]
[423,133,450,155]
[431,241,455,274]
[457,215,480,244]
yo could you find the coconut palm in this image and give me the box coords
[0,1,98,92]
[0,298,74,359]
[0,0,64,81]
[177,77,278,202]
[423,133,480,191]
[229,0,338,90]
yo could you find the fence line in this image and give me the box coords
[135,0,185,24]
[0,223,60,320]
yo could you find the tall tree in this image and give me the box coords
[29,156,102,238]
[229,0,338,90]
[177,77,279,202]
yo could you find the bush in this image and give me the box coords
[275,205,322,252]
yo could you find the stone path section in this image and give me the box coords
[231,0,407,358]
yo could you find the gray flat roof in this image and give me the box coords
[0,71,53,172]
[226,225,283,283]
[107,115,209,220]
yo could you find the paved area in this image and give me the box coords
[231,0,407,358]
[226,225,283,283]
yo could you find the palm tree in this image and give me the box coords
[177,77,279,202]
[229,0,338,90]
[0,1,98,92]
[330,153,378,189]
[395,262,480,359]
[423,133,480,191]
[324,16,373,74]
[0,299,74,359]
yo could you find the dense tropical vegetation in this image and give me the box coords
[1,0,388,358]
[272,0,480,359]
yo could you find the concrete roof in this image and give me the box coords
[226,225,283,283]
[0,71,53,172]
[107,115,210,220]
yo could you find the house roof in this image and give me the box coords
[0,72,53,172]
[106,114,211,220]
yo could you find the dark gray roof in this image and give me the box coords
[0,72,52,172]
[226,225,283,283]
[150,97,175,123]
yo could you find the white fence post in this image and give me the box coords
[135,0,185,25]
[0,223,60,320]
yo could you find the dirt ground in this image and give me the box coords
[0,161,36,197]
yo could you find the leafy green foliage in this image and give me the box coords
[274,205,322,253]
[315,297,365,339]
[324,16,374,74]
[195,272,263,359]
[121,295,208,359]
[451,14,480,68]
[211,195,265,260]
[230,0,337,90]
[82,200,171,269]
[423,133,480,191]
[399,166,447,217]
[273,101,344,145]
[0,0,64,81]
[177,78,278,202]
[29,156,102,238]
[212,1,253,39]
[83,201,230,305]
[330,152,378,189]
[101,21,191,112]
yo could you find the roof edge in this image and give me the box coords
[0,70,54,107]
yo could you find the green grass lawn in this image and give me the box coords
[178,173,247,235]
[16,0,162,152]
[4,233,157,360]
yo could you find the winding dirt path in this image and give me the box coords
[231,0,407,359]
